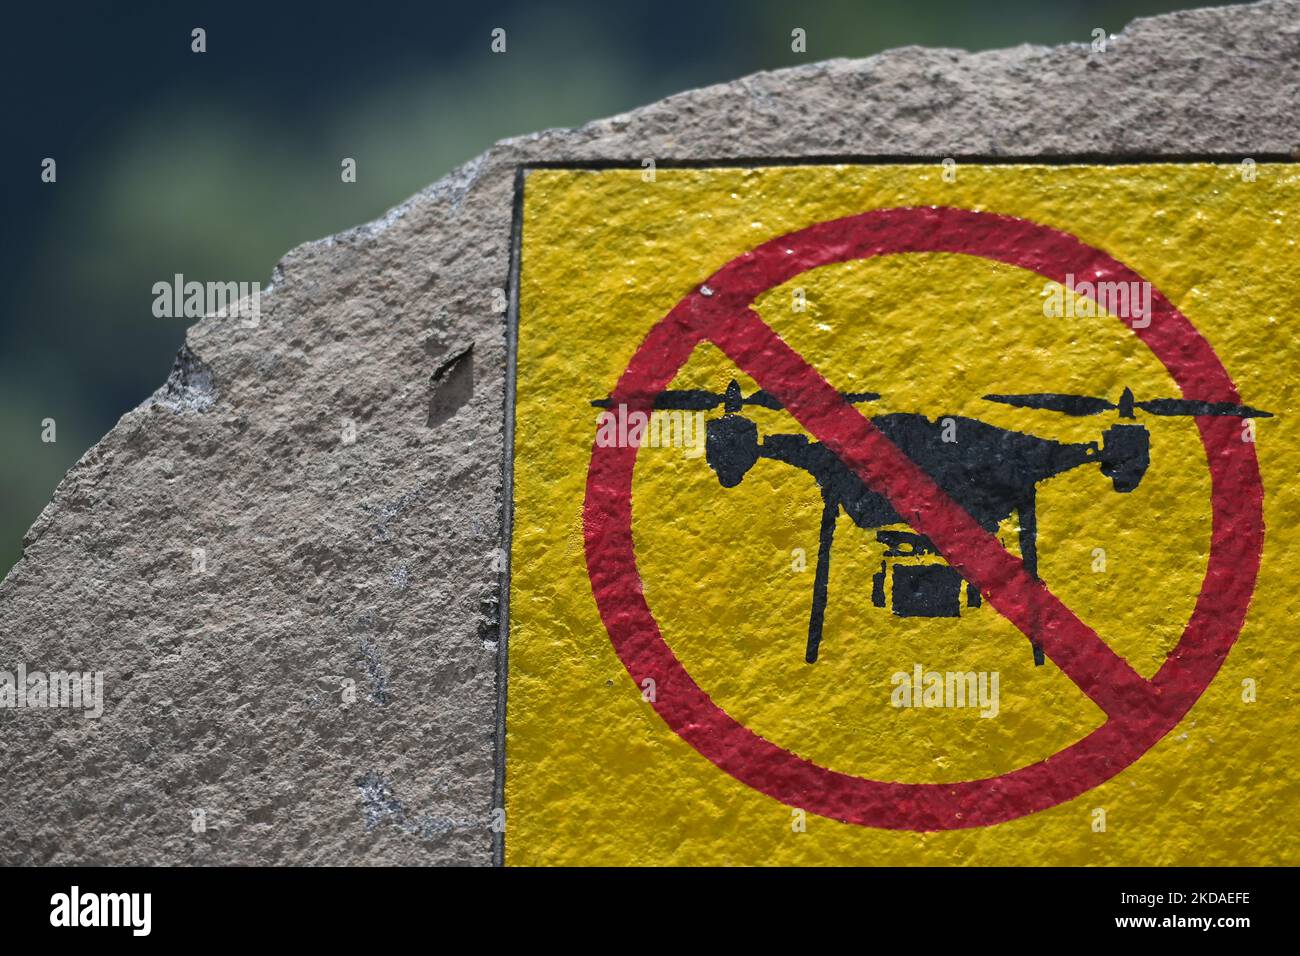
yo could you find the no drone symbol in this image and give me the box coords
[583,206,1265,830]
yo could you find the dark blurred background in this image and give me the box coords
[1,0,1228,578]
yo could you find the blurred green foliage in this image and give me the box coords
[1,0,1218,578]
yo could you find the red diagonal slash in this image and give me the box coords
[697,304,1153,720]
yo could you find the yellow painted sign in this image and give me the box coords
[505,163,1299,865]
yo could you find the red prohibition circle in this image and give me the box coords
[583,206,1264,830]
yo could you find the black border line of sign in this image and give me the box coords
[524,153,1299,169]
[491,155,1298,867]
[493,165,527,868]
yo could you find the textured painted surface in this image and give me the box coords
[0,0,1296,865]
[507,164,1299,864]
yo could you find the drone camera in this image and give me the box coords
[870,530,981,618]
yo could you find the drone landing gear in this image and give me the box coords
[1019,493,1045,667]
[803,494,1046,666]
[805,496,839,664]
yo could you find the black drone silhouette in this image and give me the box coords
[594,381,1271,665]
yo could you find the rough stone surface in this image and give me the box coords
[1,0,1296,865]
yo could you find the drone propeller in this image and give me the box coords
[983,387,1272,419]
[593,379,881,413]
